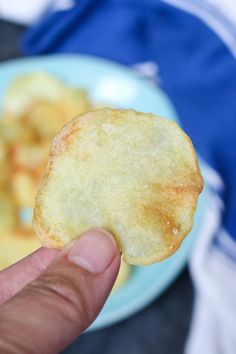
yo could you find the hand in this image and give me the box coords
[0,229,120,354]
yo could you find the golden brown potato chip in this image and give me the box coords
[33,108,203,265]
[4,72,90,123]
[0,72,95,270]
[0,140,9,186]
[25,101,68,140]
[62,88,90,118]
[3,72,67,118]
[112,258,131,292]
[12,171,38,208]
[11,143,49,171]
[24,93,90,141]
[0,118,34,144]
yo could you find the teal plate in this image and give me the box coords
[0,55,207,331]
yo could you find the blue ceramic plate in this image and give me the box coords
[0,55,207,331]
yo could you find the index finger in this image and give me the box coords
[0,247,59,305]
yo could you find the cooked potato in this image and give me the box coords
[0,119,34,144]
[12,171,38,208]
[24,101,68,140]
[33,108,203,265]
[112,258,131,292]
[24,91,90,140]
[62,88,90,118]
[4,72,91,122]
[11,143,49,171]
[0,140,9,186]
[3,72,67,118]
[0,72,99,270]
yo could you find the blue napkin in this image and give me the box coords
[22,1,236,352]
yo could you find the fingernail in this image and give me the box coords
[68,229,117,274]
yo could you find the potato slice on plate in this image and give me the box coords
[3,72,67,118]
[0,140,9,186]
[11,143,49,171]
[12,171,38,208]
[0,118,34,144]
[62,88,91,118]
[33,108,203,265]
[25,101,67,140]
[3,72,91,122]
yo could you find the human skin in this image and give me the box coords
[0,229,120,354]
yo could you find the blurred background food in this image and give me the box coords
[0,71,131,291]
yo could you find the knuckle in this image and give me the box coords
[28,268,94,330]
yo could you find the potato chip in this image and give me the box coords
[0,72,98,270]
[12,171,38,208]
[4,72,67,118]
[112,258,131,292]
[62,88,90,118]
[11,143,49,171]
[4,72,91,122]
[33,108,203,265]
[0,118,34,144]
[0,140,9,186]
[25,101,68,140]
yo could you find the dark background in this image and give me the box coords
[0,19,194,354]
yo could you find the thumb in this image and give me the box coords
[0,229,120,354]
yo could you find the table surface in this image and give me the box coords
[0,19,194,354]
